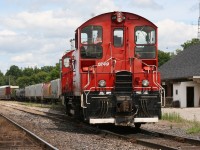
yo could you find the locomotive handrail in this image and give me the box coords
[133,57,166,107]
[109,42,113,59]
[152,69,166,107]
[150,65,165,107]
[83,65,97,90]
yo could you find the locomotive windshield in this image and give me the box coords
[81,26,102,44]
[80,25,103,59]
[135,26,156,59]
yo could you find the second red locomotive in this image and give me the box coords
[61,11,164,128]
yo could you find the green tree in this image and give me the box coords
[5,65,22,85]
[34,71,48,83]
[41,66,54,73]
[181,38,200,50]
[158,50,171,67]
[22,67,34,76]
[16,76,32,88]
[0,70,5,86]
[3,63,60,87]
[5,65,22,78]
[49,68,59,81]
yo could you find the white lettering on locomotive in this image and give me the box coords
[97,62,109,66]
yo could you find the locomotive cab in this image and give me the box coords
[61,11,164,128]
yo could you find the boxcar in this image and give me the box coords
[0,85,19,100]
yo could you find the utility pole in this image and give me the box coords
[198,1,200,39]
[8,75,10,85]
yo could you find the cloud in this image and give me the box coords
[11,53,33,63]
[156,19,197,51]
[2,10,81,38]
[0,30,17,36]
[129,0,163,10]
[0,0,198,74]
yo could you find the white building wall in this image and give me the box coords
[173,81,200,108]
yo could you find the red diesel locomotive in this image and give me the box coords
[61,11,164,128]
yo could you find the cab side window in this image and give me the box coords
[80,25,103,59]
[63,57,70,67]
[81,26,102,44]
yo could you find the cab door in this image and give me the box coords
[112,27,128,71]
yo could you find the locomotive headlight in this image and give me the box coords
[142,79,149,87]
[98,80,106,87]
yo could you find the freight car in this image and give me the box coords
[16,78,62,103]
[61,11,165,128]
[51,79,61,102]
[15,88,25,101]
[0,85,19,100]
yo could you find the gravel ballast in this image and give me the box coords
[0,101,151,150]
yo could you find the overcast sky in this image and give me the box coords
[0,0,199,74]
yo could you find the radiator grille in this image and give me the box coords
[114,71,132,94]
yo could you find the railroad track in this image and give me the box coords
[1,103,200,150]
[0,113,58,150]
[99,124,200,150]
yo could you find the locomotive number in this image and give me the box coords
[97,62,109,66]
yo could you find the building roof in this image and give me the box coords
[159,44,200,80]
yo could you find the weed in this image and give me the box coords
[162,112,200,134]
[162,112,184,123]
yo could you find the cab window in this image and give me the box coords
[80,25,103,59]
[135,26,156,59]
[81,26,102,44]
[135,26,155,44]
[80,45,102,59]
[135,46,156,59]
[63,57,70,67]
[113,29,123,47]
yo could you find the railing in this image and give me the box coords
[82,43,166,108]
[139,61,165,107]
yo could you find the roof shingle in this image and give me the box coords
[159,44,200,80]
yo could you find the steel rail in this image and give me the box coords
[140,128,200,146]
[2,103,200,149]
[97,125,200,150]
[0,113,58,150]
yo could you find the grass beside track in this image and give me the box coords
[162,112,200,134]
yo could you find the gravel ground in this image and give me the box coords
[0,101,151,150]
[1,101,200,149]
[142,108,200,141]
